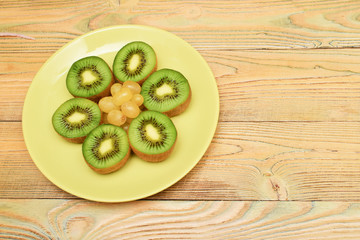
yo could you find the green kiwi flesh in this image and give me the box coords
[128,111,177,162]
[141,69,191,117]
[66,56,113,101]
[52,98,102,143]
[113,41,157,84]
[82,124,130,174]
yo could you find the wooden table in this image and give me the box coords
[1,0,360,238]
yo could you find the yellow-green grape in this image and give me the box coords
[121,101,140,118]
[131,93,144,106]
[98,96,118,113]
[123,81,141,94]
[113,87,133,106]
[110,83,123,96]
[107,109,127,126]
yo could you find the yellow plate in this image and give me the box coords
[22,25,219,202]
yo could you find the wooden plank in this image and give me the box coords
[1,48,360,121]
[209,49,360,121]
[2,0,360,50]
[1,199,360,239]
[1,121,359,201]
[2,0,360,121]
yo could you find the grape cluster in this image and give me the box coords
[98,81,144,127]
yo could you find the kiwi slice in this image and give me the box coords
[52,98,102,143]
[141,69,191,117]
[66,56,114,102]
[113,41,157,84]
[82,124,131,174]
[128,111,177,162]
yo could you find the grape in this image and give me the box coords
[113,87,133,106]
[107,109,127,126]
[132,93,144,106]
[98,96,118,113]
[123,81,141,94]
[110,83,122,96]
[121,101,140,118]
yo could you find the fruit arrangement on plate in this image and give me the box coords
[52,41,191,174]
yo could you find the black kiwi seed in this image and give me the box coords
[113,41,157,84]
[141,69,191,117]
[66,56,114,102]
[52,98,102,143]
[128,111,177,162]
[122,49,146,77]
[82,124,130,174]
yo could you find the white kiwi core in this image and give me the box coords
[81,70,98,85]
[156,83,174,97]
[145,124,161,141]
[67,112,86,123]
[99,138,114,156]
[128,54,141,71]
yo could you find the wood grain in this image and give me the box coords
[1,121,359,201]
[2,0,360,121]
[1,199,360,239]
[2,0,360,50]
[1,48,360,121]
[1,0,360,237]
[1,1,360,121]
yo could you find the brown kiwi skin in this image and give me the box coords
[142,86,192,118]
[115,61,157,86]
[129,136,177,163]
[60,135,87,144]
[85,147,131,174]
